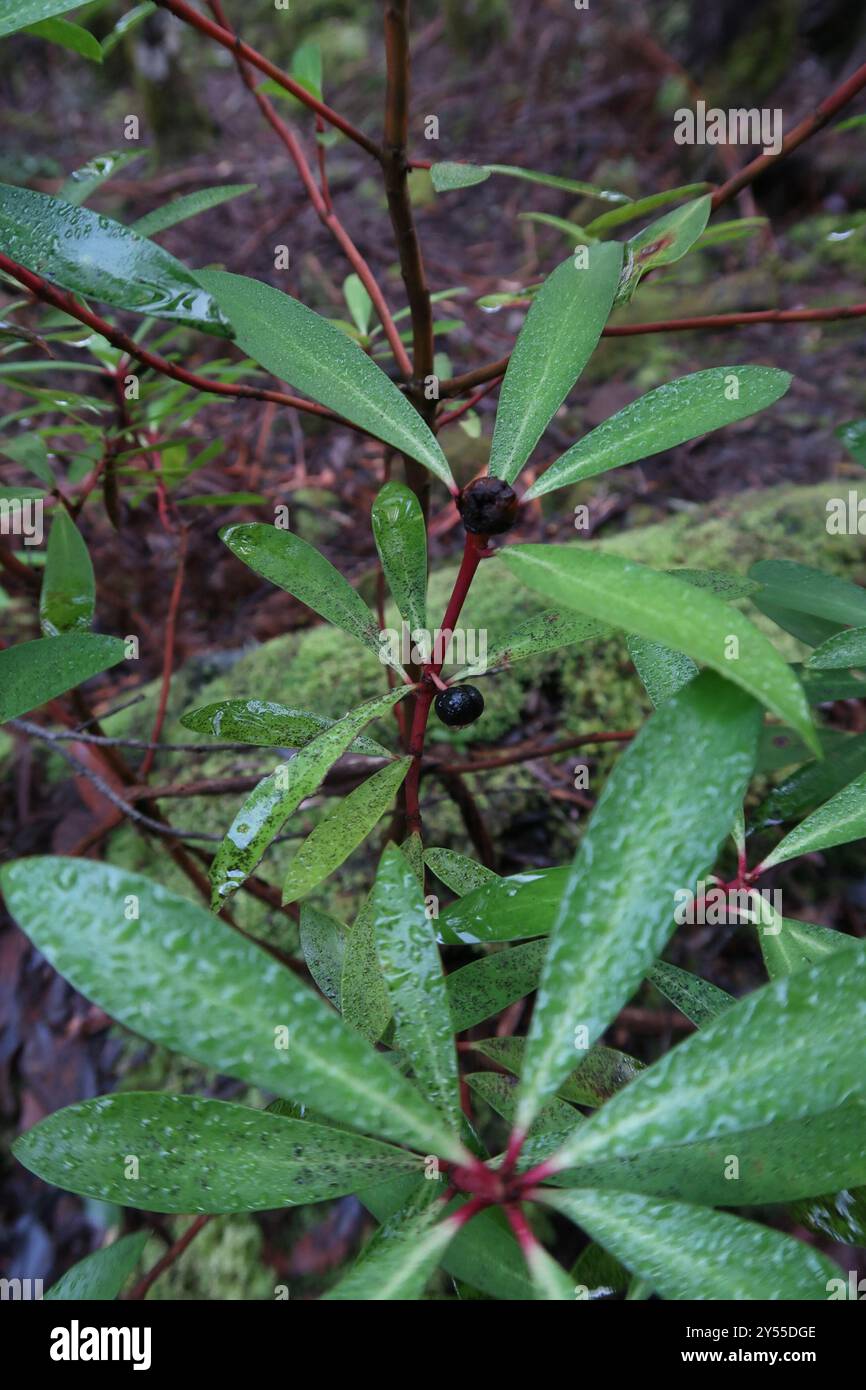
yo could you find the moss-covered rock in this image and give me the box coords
[105,481,866,926]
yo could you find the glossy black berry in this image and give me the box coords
[434,684,485,728]
[457,475,519,535]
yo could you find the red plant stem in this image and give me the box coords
[440,300,866,398]
[516,1157,563,1191]
[127,1214,211,1300]
[0,253,376,438]
[206,1,412,377]
[139,527,188,780]
[711,59,866,209]
[447,1195,490,1229]
[382,0,438,517]
[403,532,486,834]
[436,376,504,430]
[505,1202,540,1260]
[502,1126,527,1176]
[438,729,634,774]
[152,0,380,157]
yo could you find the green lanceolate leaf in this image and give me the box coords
[548,947,866,1199]
[755,732,866,826]
[282,758,411,904]
[343,273,373,336]
[475,1036,643,1108]
[430,162,628,200]
[627,635,697,706]
[0,185,231,336]
[25,17,102,61]
[15,1093,422,1213]
[543,1189,838,1301]
[0,632,125,723]
[210,687,411,905]
[446,940,548,1033]
[371,481,427,635]
[372,846,462,1132]
[58,149,144,206]
[299,904,345,1008]
[324,1186,457,1300]
[750,559,866,643]
[44,1233,148,1301]
[341,890,392,1043]
[196,271,454,487]
[488,243,623,486]
[423,847,498,896]
[0,859,465,1160]
[512,672,761,1135]
[132,185,255,238]
[524,367,792,499]
[437,868,568,944]
[646,961,732,1027]
[466,1072,578,1136]
[39,509,94,635]
[760,913,857,979]
[807,626,866,670]
[583,183,712,236]
[760,769,866,869]
[617,194,712,301]
[522,1242,575,1301]
[221,523,404,674]
[500,544,817,752]
[0,1,82,37]
[179,698,390,757]
[451,610,608,680]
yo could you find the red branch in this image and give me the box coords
[152,0,380,157]
[127,1215,211,1300]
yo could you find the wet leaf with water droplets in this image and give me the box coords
[372,845,463,1133]
[371,481,427,636]
[197,271,454,487]
[39,508,94,635]
[543,1189,839,1300]
[525,366,792,500]
[209,686,411,906]
[0,858,465,1160]
[299,904,346,1009]
[325,1183,457,1300]
[761,768,866,869]
[221,523,404,674]
[0,632,125,722]
[15,1093,423,1212]
[44,1232,148,1300]
[179,697,391,757]
[0,184,232,336]
[512,672,761,1135]
[488,243,623,486]
[547,946,866,1205]
[282,758,411,903]
[501,544,817,751]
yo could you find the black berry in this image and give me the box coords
[457,475,519,535]
[434,684,485,728]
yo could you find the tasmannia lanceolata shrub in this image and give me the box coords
[2,1,866,1302]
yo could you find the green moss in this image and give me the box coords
[106,481,866,921]
[142,1216,275,1301]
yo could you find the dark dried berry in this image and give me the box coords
[434,684,485,728]
[457,475,519,535]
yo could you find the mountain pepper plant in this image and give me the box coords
[1,2,866,1302]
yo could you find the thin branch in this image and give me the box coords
[0,253,372,437]
[711,59,866,209]
[437,729,634,775]
[127,1215,211,1301]
[152,0,380,157]
[440,300,866,398]
[206,0,412,376]
[381,0,437,513]
[139,526,188,779]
